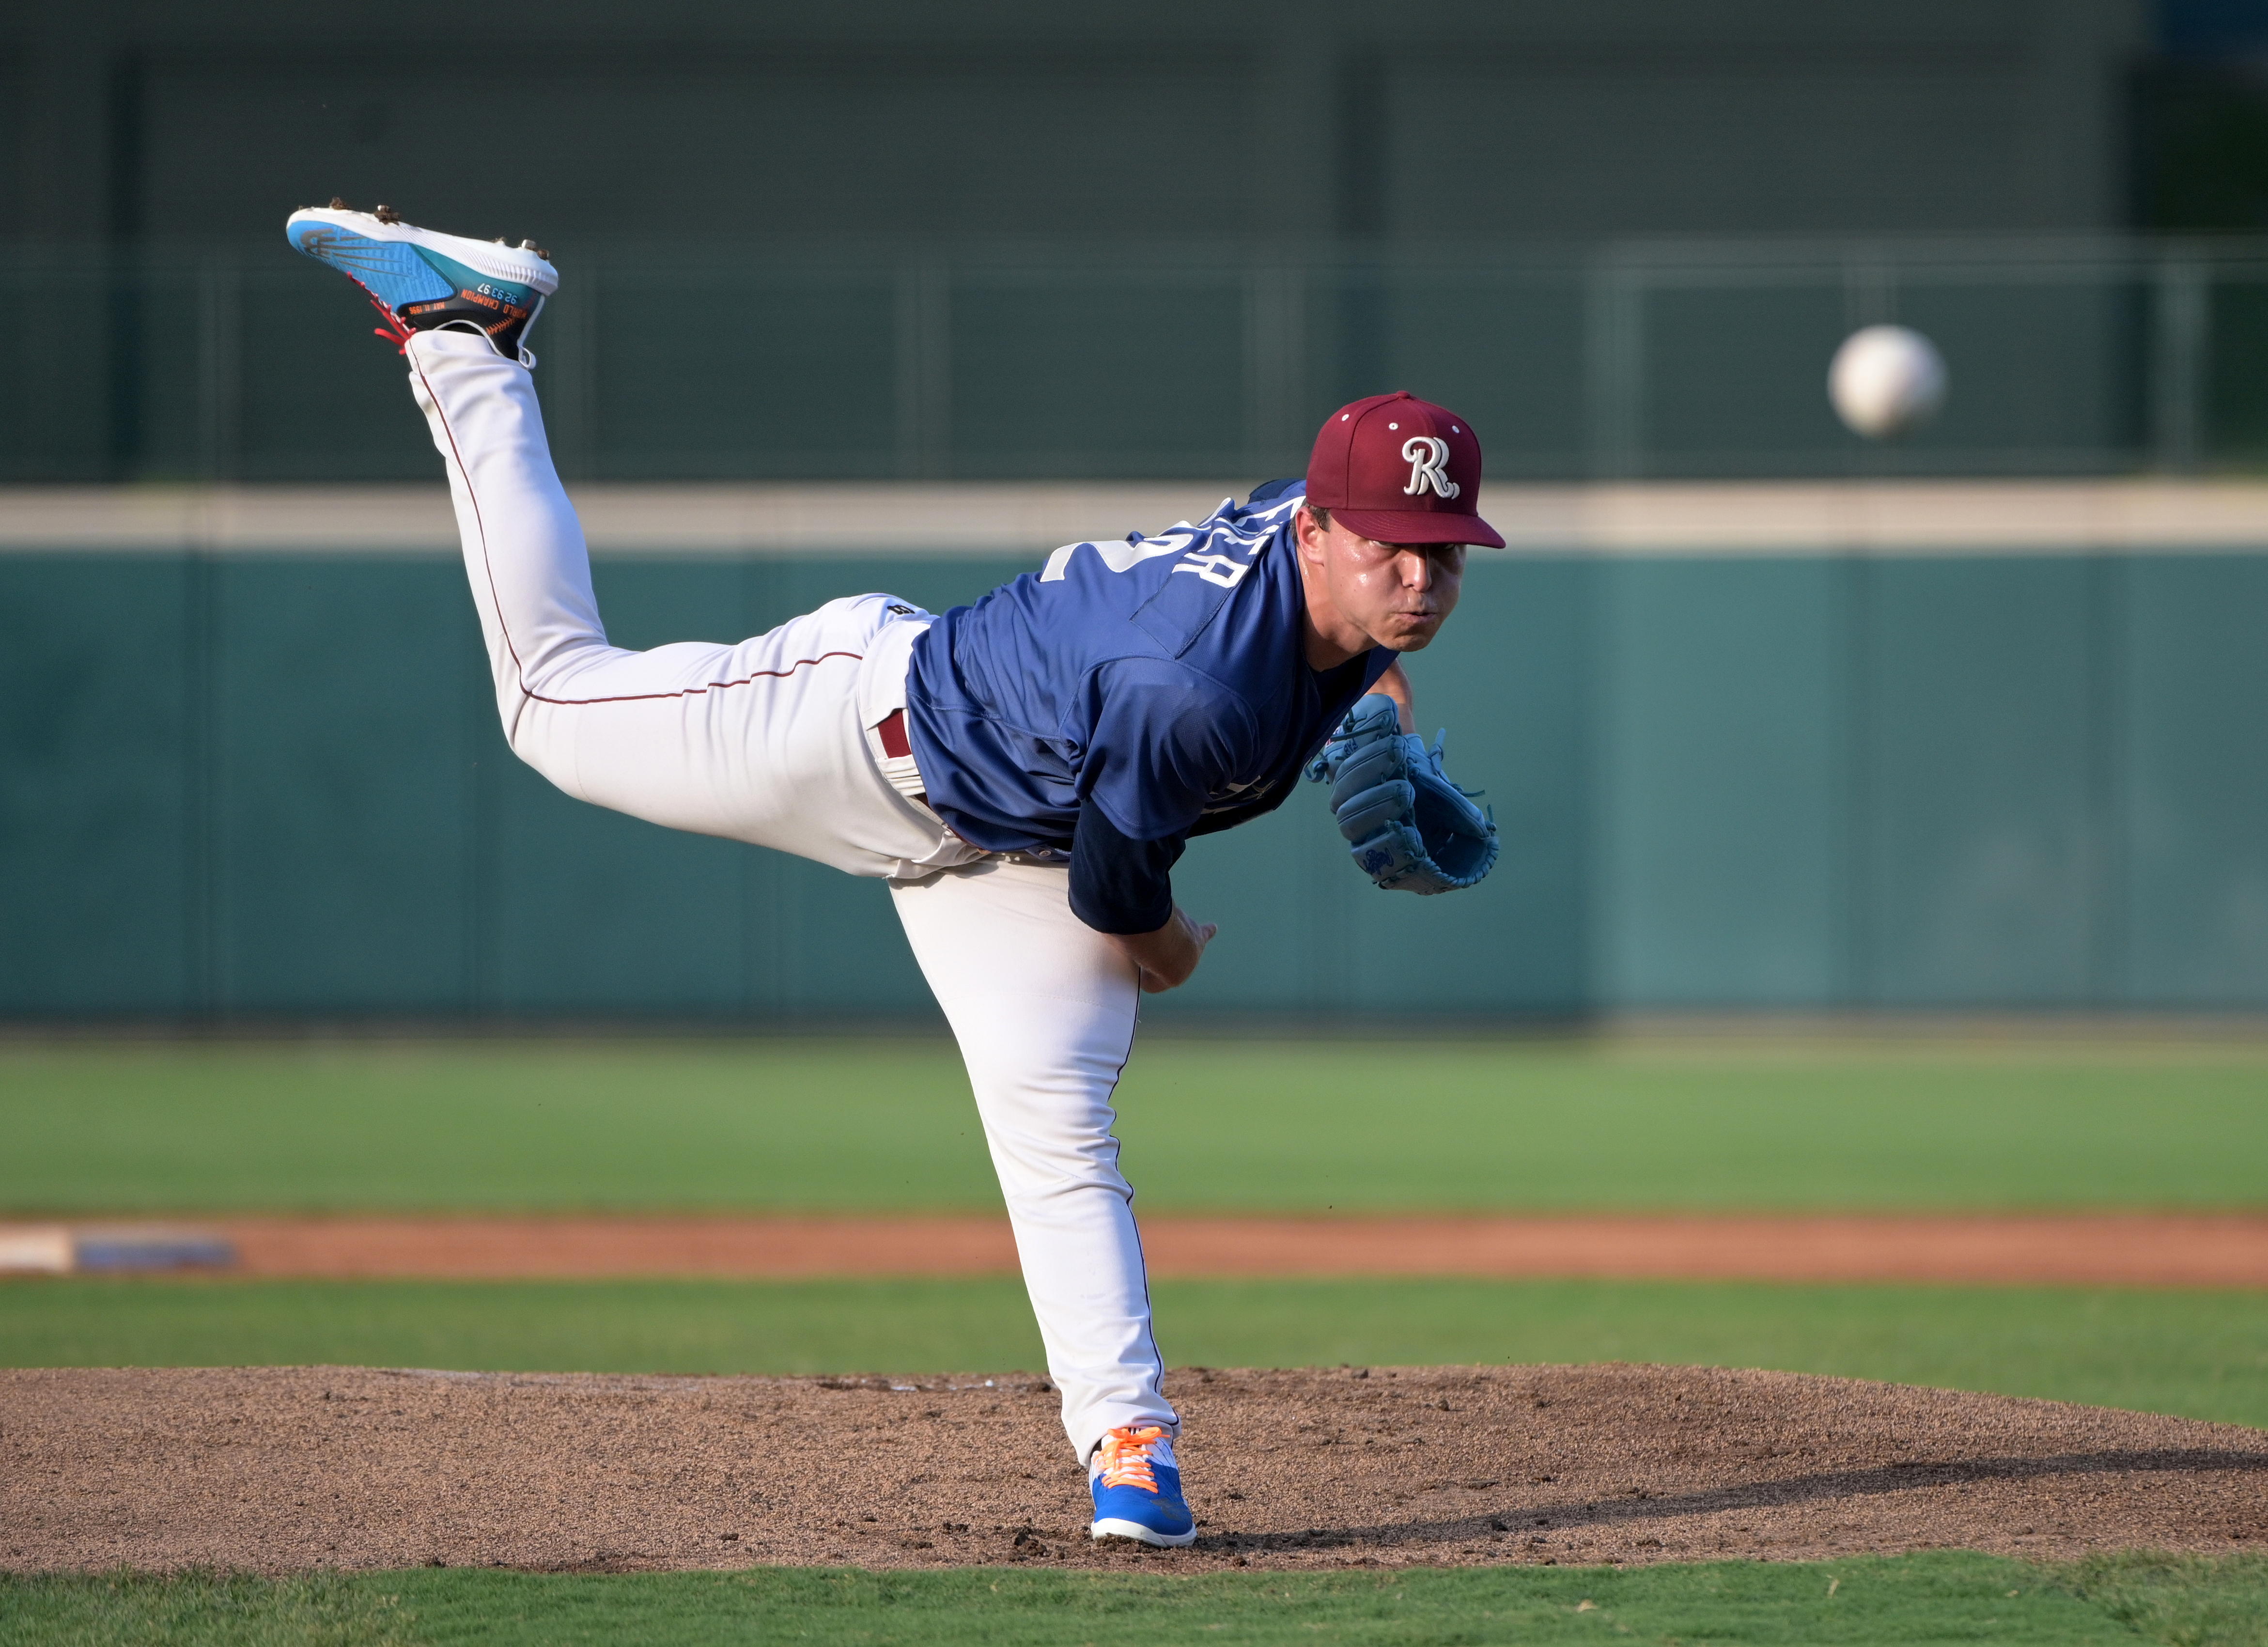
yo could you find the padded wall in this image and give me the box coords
[5,547,2267,1020]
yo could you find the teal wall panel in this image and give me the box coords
[210,559,476,1012]
[1863,559,2106,1006]
[482,756,751,1015]
[1599,558,1843,1005]
[1154,804,1331,1015]
[0,558,194,1011]
[1472,559,1593,1013]
[483,559,758,1015]
[592,560,755,647]
[1341,558,1590,1014]
[2123,557,2268,1005]
[12,544,2268,1019]
[758,859,934,1018]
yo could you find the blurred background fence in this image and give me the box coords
[17,0,2268,1025]
[14,235,2268,488]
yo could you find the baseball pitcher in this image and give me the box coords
[287,203,1501,1547]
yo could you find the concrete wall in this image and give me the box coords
[7,505,2268,1021]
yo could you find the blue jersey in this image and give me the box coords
[903,480,1393,886]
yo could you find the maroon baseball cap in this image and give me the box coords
[1305,390,1504,549]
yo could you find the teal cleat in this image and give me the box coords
[1089,1425,1197,1547]
[285,201,558,365]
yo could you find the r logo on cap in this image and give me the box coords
[1401,437,1460,500]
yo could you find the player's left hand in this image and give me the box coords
[1306,693,1498,894]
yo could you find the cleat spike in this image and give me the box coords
[328,197,349,210]
[373,203,401,224]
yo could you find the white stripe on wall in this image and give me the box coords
[11,481,2268,556]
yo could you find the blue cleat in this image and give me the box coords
[1089,1424,1196,1547]
[285,201,558,365]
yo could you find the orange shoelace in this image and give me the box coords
[1097,1425,1170,1492]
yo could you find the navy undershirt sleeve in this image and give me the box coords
[1068,799,1187,935]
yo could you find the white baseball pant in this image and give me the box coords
[405,328,1176,1458]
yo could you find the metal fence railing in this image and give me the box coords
[10,235,2268,485]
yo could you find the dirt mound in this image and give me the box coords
[4,1364,2261,1573]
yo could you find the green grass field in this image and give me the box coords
[6,1554,2265,1646]
[5,1036,2266,1425]
[8,1036,2265,1642]
[3,1036,2266,1213]
[8,1275,2267,1426]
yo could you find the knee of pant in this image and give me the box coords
[499,717,584,801]
[960,1053,1128,1119]
[971,1102,1127,1188]
[982,1126,1134,1199]
[502,722,552,775]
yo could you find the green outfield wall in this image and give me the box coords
[5,533,2267,1020]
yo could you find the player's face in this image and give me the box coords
[1299,510,1465,656]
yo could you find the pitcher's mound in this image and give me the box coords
[5,1364,2261,1573]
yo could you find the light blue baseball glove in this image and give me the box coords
[1304,693,1499,894]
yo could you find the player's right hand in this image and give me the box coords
[1112,906,1216,993]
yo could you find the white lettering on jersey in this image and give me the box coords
[1040,530,1197,583]
[1402,436,1460,499]
[1040,494,1292,588]
[1172,552,1251,589]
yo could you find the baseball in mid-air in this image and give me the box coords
[1829,324,1947,439]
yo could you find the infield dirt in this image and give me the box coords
[6,1363,2261,1574]
[182,1212,2268,1286]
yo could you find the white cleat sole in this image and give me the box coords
[1090,1517,1198,1547]
[284,207,559,296]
